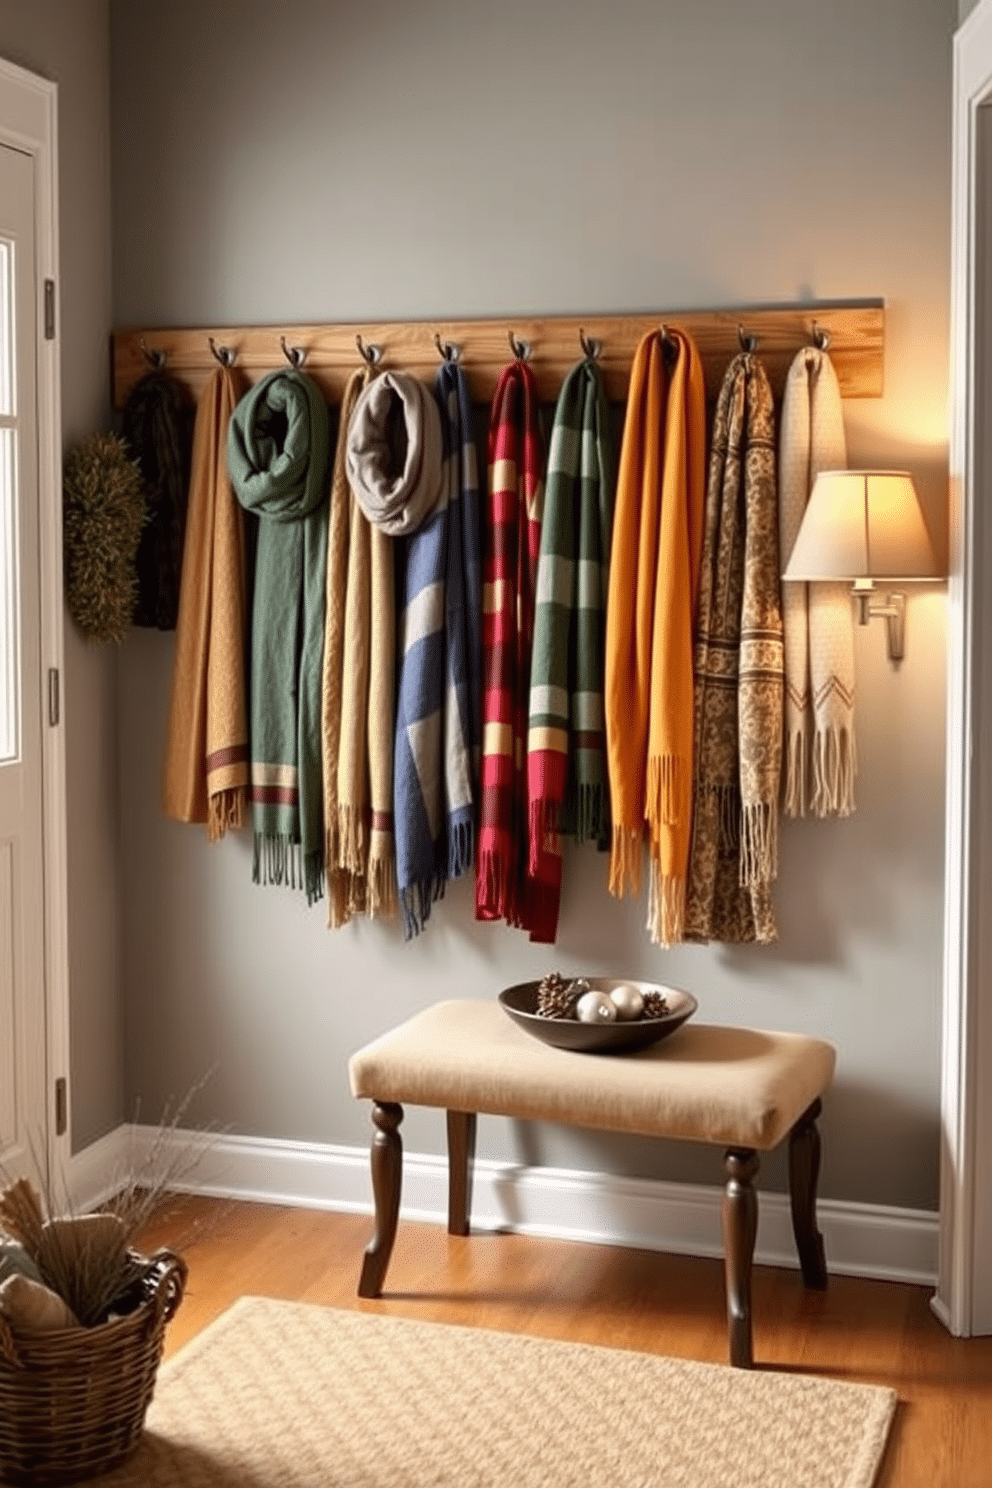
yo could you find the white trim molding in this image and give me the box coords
[939,0,992,1337]
[70,1126,939,1289]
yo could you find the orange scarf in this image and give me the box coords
[605,329,706,944]
[162,365,249,838]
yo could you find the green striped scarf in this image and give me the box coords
[228,370,331,905]
[526,357,615,943]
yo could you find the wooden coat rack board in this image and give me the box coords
[111,300,884,410]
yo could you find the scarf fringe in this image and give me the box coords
[609,825,643,899]
[782,726,809,819]
[527,799,561,877]
[253,832,300,889]
[692,782,741,854]
[476,846,506,921]
[811,723,857,818]
[348,874,368,920]
[692,784,747,862]
[367,849,398,921]
[575,782,608,848]
[207,787,245,844]
[305,850,324,908]
[401,876,444,939]
[448,818,475,881]
[326,868,352,930]
[646,754,691,833]
[646,862,686,947]
[741,802,778,889]
[338,804,368,877]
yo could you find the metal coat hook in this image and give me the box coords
[579,328,601,360]
[811,321,831,351]
[280,336,306,368]
[356,333,382,366]
[738,324,759,354]
[508,329,531,361]
[208,336,235,367]
[434,332,459,363]
[140,338,166,370]
[657,324,680,365]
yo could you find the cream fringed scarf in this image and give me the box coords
[337,496,398,919]
[684,352,783,945]
[779,349,855,817]
[321,368,398,926]
[162,365,249,839]
[604,329,706,946]
[366,527,397,918]
[322,370,367,925]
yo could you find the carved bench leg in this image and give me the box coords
[788,1097,828,1289]
[722,1147,759,1368]
[358,1101,404,1299]
[447,1110,477,1237]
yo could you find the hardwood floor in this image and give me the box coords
[137,1195,992,1488]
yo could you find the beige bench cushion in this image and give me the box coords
[349,999,836,1151]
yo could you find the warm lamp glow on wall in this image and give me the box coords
[782,470,940,663]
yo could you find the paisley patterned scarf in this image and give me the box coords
[684,352,783,945]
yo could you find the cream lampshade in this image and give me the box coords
[782,469,939,662]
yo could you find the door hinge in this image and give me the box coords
[54,1077,67,1137]
[48,667,59,726]
[44,279,55,340]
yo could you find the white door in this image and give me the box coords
[0,140,49,1188]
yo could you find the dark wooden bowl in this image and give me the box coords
[498,979,697,1054]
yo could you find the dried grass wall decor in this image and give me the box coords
[62,432,146,644]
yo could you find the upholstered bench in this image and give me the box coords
[348,998,836,1368]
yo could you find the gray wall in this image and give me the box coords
[0,0,123,1149]
[111,0,955,1210]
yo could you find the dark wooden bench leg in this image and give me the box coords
[788,1097,828,1289]
[722,1147,759,1368]
[447,1110,477,1237]
[358,1101,403,1298]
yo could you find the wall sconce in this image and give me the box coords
[782,470,940,663]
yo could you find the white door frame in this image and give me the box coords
[0,57,69,1185]
[937,0,992,1336]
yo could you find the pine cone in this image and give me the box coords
[536,972,579,1020]
[641,989,670,1019]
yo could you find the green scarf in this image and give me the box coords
[228,370,331,904]
[526,357,615,942]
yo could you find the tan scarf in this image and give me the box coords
[779,349,855,817]
[684,352,783,945]
[322,369,369,925]
[322,368,398,925]
[605,329,706,945]
[162,365,249,839]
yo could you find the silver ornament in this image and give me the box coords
[575,990,618,1024]
[609,983,645,1021]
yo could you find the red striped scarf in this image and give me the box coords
[475,360,544,930]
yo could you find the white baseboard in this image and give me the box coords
[69,1124,939,1288]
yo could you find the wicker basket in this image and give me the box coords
[0,1247,187,1486]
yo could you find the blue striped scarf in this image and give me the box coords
[393,364,481,937]
[438,361,482,880]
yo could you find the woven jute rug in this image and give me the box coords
[95,1297,896,1488]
